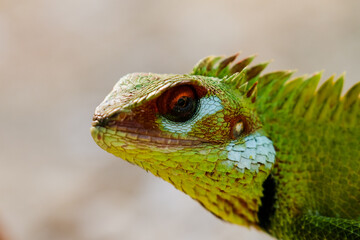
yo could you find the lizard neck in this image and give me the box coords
[137,131,275,227]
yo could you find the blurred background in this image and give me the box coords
[0,0,359,239]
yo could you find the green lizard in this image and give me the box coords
[91,53,360,239]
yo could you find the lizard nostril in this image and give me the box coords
[92,115,108,127]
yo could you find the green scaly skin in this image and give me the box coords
[91,53,360,239]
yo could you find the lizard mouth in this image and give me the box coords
[91,116,204,146]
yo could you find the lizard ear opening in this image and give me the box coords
[231,116,251,139]
[232,121,244,138]
[157,85,199,122]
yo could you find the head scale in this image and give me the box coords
[91,54,276,226]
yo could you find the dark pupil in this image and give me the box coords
[158,85,199,123]
[177,97,188,108]
[172,96,193,114]
[168,95,197,122]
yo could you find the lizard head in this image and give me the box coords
[91,54,276,226]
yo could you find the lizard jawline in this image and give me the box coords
[96,123,204,146]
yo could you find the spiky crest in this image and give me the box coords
[191,53,360,126]
[191,53,269,102]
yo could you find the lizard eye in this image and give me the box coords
[157,85,198,122]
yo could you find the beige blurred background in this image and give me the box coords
[0,0,359,239]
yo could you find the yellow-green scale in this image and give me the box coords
[261,111,360,239]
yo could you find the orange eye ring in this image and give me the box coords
[157,85,199,122]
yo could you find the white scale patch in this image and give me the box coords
[160,96,224,134]
[225,132,275,173]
